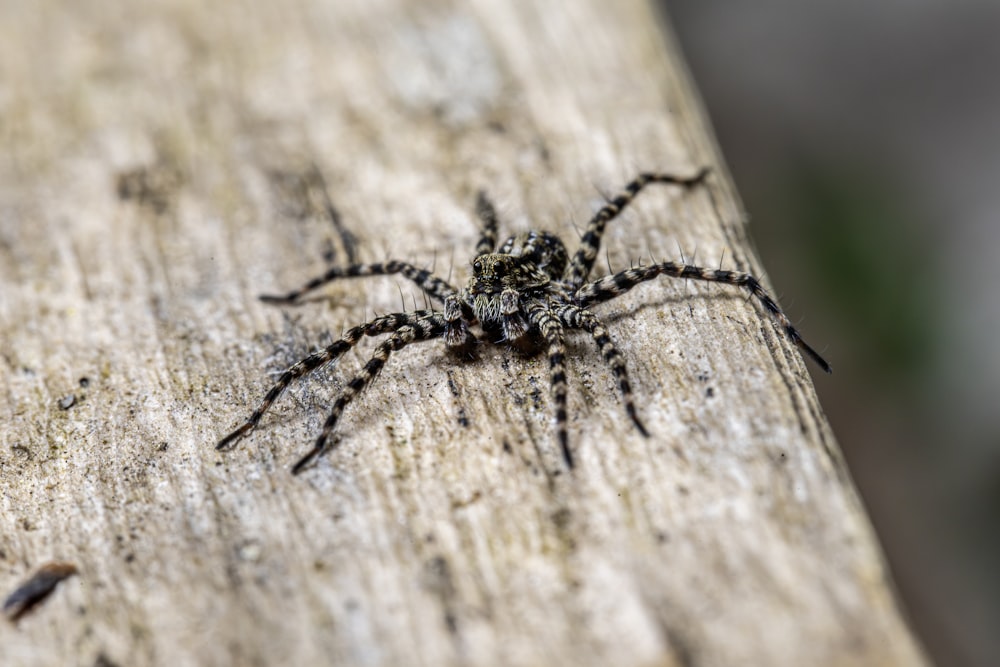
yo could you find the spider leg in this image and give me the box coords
[526,303,573,468]
[554,304,649,437]
[576,263,832,373]
[474,190,499,256]
[216,310,439,451]
[292,313,447,474]
[260,261,457,305]
[564,168,709,289]
[444,293,477,350]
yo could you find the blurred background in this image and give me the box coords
[661,1,999,665]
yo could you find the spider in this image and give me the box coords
[216,168,831,474]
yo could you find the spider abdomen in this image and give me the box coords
[496,231,568,280]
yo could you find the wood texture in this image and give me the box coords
[0,0,927,665]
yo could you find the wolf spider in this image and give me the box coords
[216,168,830,474]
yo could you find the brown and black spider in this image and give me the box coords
[216,168,830,474]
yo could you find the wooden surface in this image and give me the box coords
[0,0,928,665]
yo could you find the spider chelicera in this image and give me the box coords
[216,168,830,474]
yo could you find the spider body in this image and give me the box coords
[217,168,830,474]
[461,231,569,348]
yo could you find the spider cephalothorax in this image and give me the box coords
[458,231,570,348]
[217,168,830,474]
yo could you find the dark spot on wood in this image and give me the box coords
[446,371,470,427]
[3,561,78,622]
[450,490,482,509]
[11,444,32,461]
[93,652,122,667]
[115,161,183,214]
[421,555,459,636]
[550,507,572,531]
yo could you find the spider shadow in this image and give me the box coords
[594,289,758,329]
[259,294,341,308]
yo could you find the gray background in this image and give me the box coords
[664,1,1000,665]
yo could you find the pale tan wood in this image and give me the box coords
[0,0,928,665]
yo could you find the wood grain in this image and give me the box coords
[0,0,928,665]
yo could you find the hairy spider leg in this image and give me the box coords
[291,313,447,474]
[526,302,573,468]
[259,261,457,305]
[575,263,832,373]
[564,168,710,289]
[554,304,649,437]
[474,190,499,256]
[216,310,440,452]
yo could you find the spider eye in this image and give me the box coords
[472,259,483,273]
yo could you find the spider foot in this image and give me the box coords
[258,292,299,305]
[683,166,711,187]
[445,326,477,353]
[216,422,254,451]
[561,440,575,469]
[631,413,650,438]
[555,428,575,469]
[291,437,333,475]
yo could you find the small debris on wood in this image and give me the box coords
[116,161,183,214]
[3,561,78,622]
[58,377,92,410]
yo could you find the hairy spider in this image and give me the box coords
[216,168,830,474]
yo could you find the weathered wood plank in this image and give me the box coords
[0,0,927,665]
